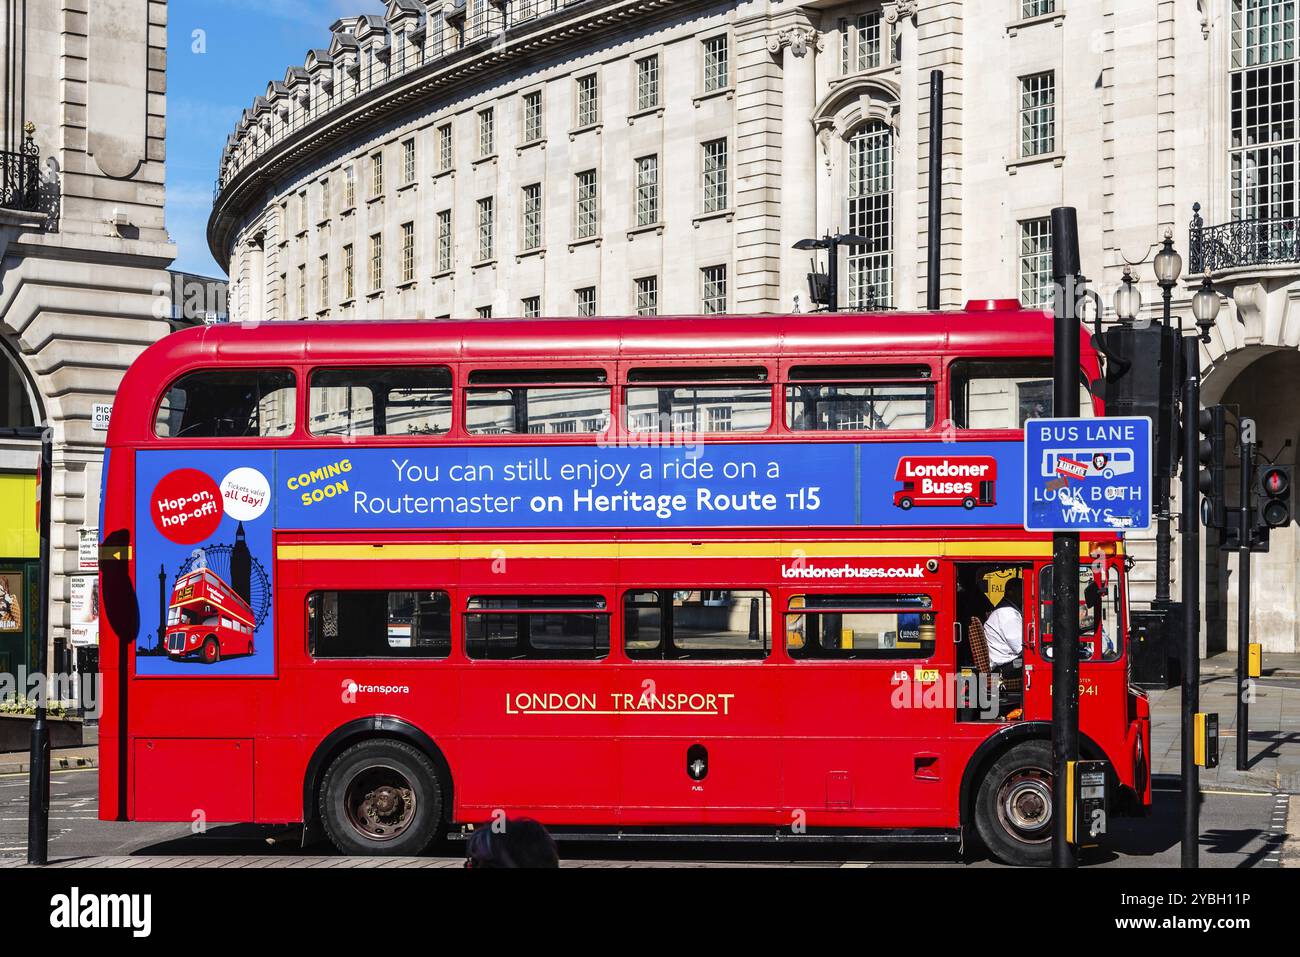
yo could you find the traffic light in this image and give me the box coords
[1256,464,1292,531]
[1197,405,1227,529]
[1095,323,1182,478]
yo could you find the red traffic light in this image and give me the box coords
[1263,467,1289,497]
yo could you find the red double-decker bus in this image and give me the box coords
[165,568,255,664]
[99,303,1151,865]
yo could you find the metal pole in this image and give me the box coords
[827,237,839,313]
[926,70,943,311]
[1154,476,1172,603]
[1181,334,1201,868]
[26,430,52,866]
[1236,434,1253,771]
[1049,207,1081,868]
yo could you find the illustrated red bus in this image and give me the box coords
[893,455,997,510]
[165,568,255,664]
[99,303,1151,866]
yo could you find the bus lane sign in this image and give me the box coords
[1023,416,1152,532]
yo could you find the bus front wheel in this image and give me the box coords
[973,740,1054,867]
[320,739,443,856]
[201,637,220,665]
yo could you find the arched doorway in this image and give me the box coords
[0,337,42,677]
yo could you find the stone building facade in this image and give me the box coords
[210,0,1300,653]
[1,0,175,682]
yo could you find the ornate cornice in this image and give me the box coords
[766,27,821,58]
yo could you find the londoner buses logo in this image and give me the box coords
[507,690,735,716]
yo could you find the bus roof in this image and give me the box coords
[112,308,1098,444]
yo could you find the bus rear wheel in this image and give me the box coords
[974,740,1054,867]
[320,739,443,856]
[201,637,220,665]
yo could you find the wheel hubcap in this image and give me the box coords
[996,766,1053,843]
[344,766,417,842]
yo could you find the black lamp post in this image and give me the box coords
[1153,229,1184,332]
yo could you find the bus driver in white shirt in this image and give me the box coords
[983,577,1024,671]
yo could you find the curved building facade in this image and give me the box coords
[212,0,1300,655]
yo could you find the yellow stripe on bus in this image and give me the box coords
[274,540,1118,562]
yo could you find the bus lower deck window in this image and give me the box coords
[307,591,451,659]
[787,593,936,660]
[465,595,609,660]
[155,369,296,438]
[624,589,769,660]
[310,366,452,437]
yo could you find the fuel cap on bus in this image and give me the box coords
[687,744,708,781]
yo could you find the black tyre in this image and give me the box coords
[973,740,1053,867]
[320,739,444,856]
[899,498,913,510]
[201,637,220,664]
[962,497,976,510]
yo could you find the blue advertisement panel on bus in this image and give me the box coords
[133,440,1028,676]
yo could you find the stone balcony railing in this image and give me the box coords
[1188,201,1300,276]
[212,0,598,202]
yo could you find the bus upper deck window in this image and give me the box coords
[785,364,934,431]
[625,366,771,434]
[155,369,296,438]
[310,366,452,437]
[949,359,1096,429]
[465,369,610,436]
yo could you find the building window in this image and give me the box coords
[369,233,383,290]
[701,265,727,314]
[298,264,307,318]
[1019,217,1054,307]
[1022,0,1056,18]
[703,34,729,92]
[702,138,728,213]
[402,138,416,185]
[319,255,329,311]
[343,244,355,300]
[635,155,659,226]
[575,170,599,239]
[635,276,658,316]
[636,54,660,110]
[438,123,453,171]
[319,178,331,219]
[437,209,453,272]
[344,166,356,208]
[298,191,308,233]
[1230,0,1299,227]
[523,90,544,142]
[521,183,543,251]
[401,221,415,284]
[371,151,384,197]
[576,286,596,316]
[1020,71,1056,157]
[522,296,541,318]
[477,196,495,261]
[841,12,886,74]
[478,107,495,157]
[847,120,894,309]
[576,74,599,127]
[476,305,493,318]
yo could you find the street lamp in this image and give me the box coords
[1114,265,1142,323]
[794,233,871,313]
[1153,228,1183,331]
[1191,275,1222,343]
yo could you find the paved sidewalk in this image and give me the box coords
[1148,653,1300,793]
[0,746,97,776]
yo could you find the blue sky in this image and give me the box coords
[167,0,385,277]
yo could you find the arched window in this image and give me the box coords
[847,120,893,309]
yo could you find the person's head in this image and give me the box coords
[465,817,559,868]
[1001,577,1023,611]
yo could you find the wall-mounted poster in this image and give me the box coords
[0,573,21,632]
[70,575,99,647]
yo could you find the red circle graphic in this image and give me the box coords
[149,469,223,545]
